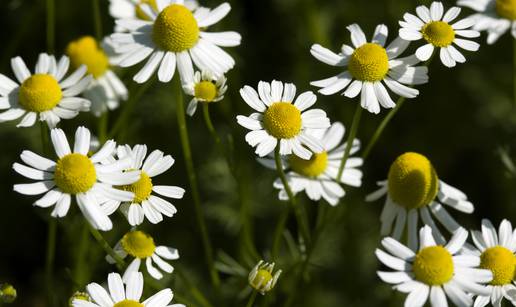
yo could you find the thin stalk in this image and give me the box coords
[73,221,90,288]
[46,0,55,53]
[245,291,258,307]
[513,38,516,107]
[337,104,363,180]
[87,224,125,271]
[98,112,109,143]
[175,79,220,287]
[92,0,103,40]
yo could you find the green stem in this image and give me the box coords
[202,104,223,148]
[98,112,109,143]
[245,291,258,307]
[73,221,90,288]
[87,224,125,271]
[92,0,103,40]
[46,0,55,53]
[513,38,516,107]
[337,104,363,181]
[175,78,220,288]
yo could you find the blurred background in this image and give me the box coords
[0,0,515,306]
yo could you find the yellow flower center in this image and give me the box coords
[121,230,156,259]
[18,74,62,113]
[421,21,455,47]
[119,171,153,203]
[66,36,109,79]
[387,152,439,209]
[497,0,516,19]
[54,153,97,194]
[250,269,273,291]
[113,300,143,307]
[262,102,302,139]
[288,152,328,177]
[480,246,516,285]
[135,0,158,20]
[152,4,199,52]
[194,81,218,102]
[413,246,454,285]
[348,43,389,82]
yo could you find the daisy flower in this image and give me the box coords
[66,36,128,117]
[258,122,363,205]
[248,260,282,295]
[458,0,516,44]
[107,230,179,281]
[462,219,516,306]
[399,2,481,67]
[0,54,92,128]
[109,0,198,23]
[310,24,428,114]
[101,144,185,226]
[13,126,139,231]
[366,152,474,251]
[377,225,492,307]
[183,70,227,116]
[72,271,184,307]
[110,0,241,83]
[236,80,330,160]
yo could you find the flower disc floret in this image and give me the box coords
[194,81,218,102]
[113,300,144,307]
[18,74,62,112]
[250,269,273,291]
[496,0,516,20]
[54,153,97,194]
[348,43,389,82]
[121,230,156,259]
[262,102,302,139]
[119,171,153,203]
[152,4,200,52]
[413,246,454,285]
[289,152,328,177]
[66,36,109,78]
[480,246,516,285]
[421,21,455,47]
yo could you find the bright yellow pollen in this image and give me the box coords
[194,81,218,102]
[135,0,158,20]
[263,102,302,139]
[18,74,62,112]
[348,43,389,82]
[66,36,109,78]
[413,246,454,285]
[387,152,439,209]
[250,269,273,291]
[421,21,455,47]
[152,4,199,52]
[480,246,516,285]
[289,151,328,177]
[121,230,156,259]
[119,171,153,203]
[54,154,97,194]
[113,299,144,307]
[497,0,516,19]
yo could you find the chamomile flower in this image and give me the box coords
[183,70,227,116]
[237,80,330,160]
[107,230,179,281]
[458,0,516,44]
[0,54,92,128]
[109,0,198,23]
[13,126,139,231]
[248,260,282,295]
[310,24,428,114]
[258,122,363,206]
[376,226,492,307]
[399,2,481,67]
[366,152,474,251]
[110,0,241,83]
[66,36,128,117]
[73,272,184,307]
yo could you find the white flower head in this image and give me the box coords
[310,24,428,114]
[258,122,363,206]
[248,260,282,295]
[366,152,474,251]
[110,0,241,84]
[0,54,92,128]
[399,1,481,67]
[13,126,140,231]
[237,80,331,160]
[183,70,227,116]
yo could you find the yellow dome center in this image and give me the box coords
[18,74,62,113]
[66,36,109,79]
[348,43,389,82]
[54,153,97,194]
[113,300,143,307]
[288,151,328,177]
[121,230,156,259]
[135,0,158,20]
[421,21,455,47]
[497,0,516,19]
[262,102,302,139]
[387,152,439,209]
[413,246,454,285]
[194,81,218,102]
[152,4,199,52]
[480,246,516,285]
[250,269,273,291]
[118,171,153,203]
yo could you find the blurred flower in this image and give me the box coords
[68,291,90,306]
[376,226,492,306]
[0,54,92,128]
[399,2,481,67]
[0,283,16,303]
[248,260,281,295]
[13,126,139,231]
[237,80,330,159]
[258,122,363,205]
[183,70,227,116]
[72,272,184,307]
[310,24,428,114]
[458,0,516,44]
[366,152,474,251]
[110,0,241,83]
[66,36,128,117]
[107,230,179,281]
